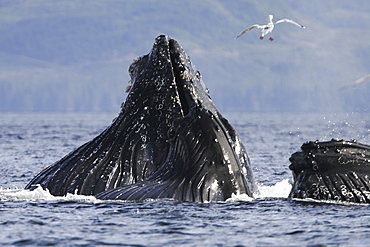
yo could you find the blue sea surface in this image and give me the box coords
[1,112,370,246]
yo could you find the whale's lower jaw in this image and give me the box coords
[289,169,370,203]
[95,107,254,202]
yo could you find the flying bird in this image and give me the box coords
[339,74,370,90]
[235,14,305,41]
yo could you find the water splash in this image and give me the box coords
[254,179,292,199]
[226,193,254,202]
[0,186,100,203]
[225,179,292,202]
[1,180,292,203]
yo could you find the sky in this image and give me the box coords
[0,0,369,113]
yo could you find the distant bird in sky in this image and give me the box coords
[235,14,306,41]
[339,74,370,90]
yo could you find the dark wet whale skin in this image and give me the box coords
[25,35,257,202]
[289,139,370,203]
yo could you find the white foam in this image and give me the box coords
[226,193,254,202]
[254,179,292,199]
[292,197,370,206]
[225,179,292,202]
[0,186,101,203]
[0,180,292,204]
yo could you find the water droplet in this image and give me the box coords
[156,104,163,110]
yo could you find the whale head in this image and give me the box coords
[289,139,370,203]
[26,35,257,202]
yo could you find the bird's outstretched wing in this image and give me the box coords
[235,24,263,39]
[275,19,305,28]
[339,74,370,90]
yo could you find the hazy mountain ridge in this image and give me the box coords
[0,1,369,112]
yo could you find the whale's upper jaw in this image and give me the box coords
[125,35,215,119]
[289,139,370,177]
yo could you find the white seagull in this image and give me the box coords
[235,14,305,41]
[339,74,370,90]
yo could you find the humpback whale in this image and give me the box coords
[25,35,257,202]
[289,139,370,203]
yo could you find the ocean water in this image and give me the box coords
[1,112,370,246]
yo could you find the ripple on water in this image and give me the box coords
[1,113,370,246]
